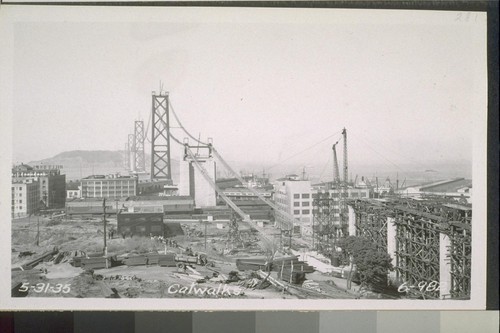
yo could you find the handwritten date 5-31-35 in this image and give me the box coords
[18,282,71,294]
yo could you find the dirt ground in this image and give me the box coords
[11,215,356,299]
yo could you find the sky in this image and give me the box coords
[7,7,487,180]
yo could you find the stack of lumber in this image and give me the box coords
[122,255,148,266]
[277,269,306,284]
[158,253,177,267]
[273,257,314,285]
[235,257,269,271]
[19,248,59,270]
[80,257,109,270]
[271,257,315,273]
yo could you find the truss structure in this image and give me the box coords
[134,120,146,172]
[349,198,472,299]
[351,200,388,251]
[313,192,343,254]
[440,204,472,299]
[393,205,441,299]
[127,134,135,172]
[151,93,172,180]
[123,142,129,170]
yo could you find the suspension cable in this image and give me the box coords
[184,146,276,244]
[211,147,297,228]
[266,130,343,171]
[169,99,209,145]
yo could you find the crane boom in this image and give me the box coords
[342,128,348,185]
[340,128,348,227]
[211,146,298,229]
[332,141,340,184]
[184,145,276,244]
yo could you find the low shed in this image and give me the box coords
[117,212,164,237]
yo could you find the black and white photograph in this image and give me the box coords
[0,5,488,310]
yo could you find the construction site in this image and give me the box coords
[11,90,473,300]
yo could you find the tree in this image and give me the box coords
[338,236,394,291]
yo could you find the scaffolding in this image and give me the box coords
[351,200,388,251]
[349,198,472,299]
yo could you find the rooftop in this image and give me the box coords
[83,174,133,180]
[126,195,193,201]
[420,178,472,192]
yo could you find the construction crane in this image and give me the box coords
[332,140,340,185]
[342,127,348,186]
[340,127,348,230]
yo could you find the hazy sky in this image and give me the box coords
[7,7,487,177]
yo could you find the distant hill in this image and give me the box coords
[29,150,125,166]
[27,150,179,181]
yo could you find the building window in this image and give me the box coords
[293,210,300,215]
[302,193,310,199]
[302,202,309,206]
[136,226,146,233]
[293,202,300,207]
[151,225,162,232]
[293,194,300,199]
[302,209,310,214]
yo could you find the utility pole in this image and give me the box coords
[204,222,207,251]
[103,198,107,257]
[36,216,40,246]
[312,215,315,250]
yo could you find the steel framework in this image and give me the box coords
[349,198,472,299]
[127,134,135,172]
[151,93,172,180]
[123,142,129,170]
[351,200,388,251]
[394,206,441,299]
[134,120,146,172]
[312,192,343,254]
[439,204,472,299]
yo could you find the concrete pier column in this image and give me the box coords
[347,205,356,236]
[439,232,452,299]
[386,216,398,283]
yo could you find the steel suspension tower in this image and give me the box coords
[151,91,172,181]
[123,142,129,170]
[134,120,146,172]
[128,133,136,172]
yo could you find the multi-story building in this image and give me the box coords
[81,174,137,198]
[273,176,313,235]
[12,164,66,209]
[11,179,40,218]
